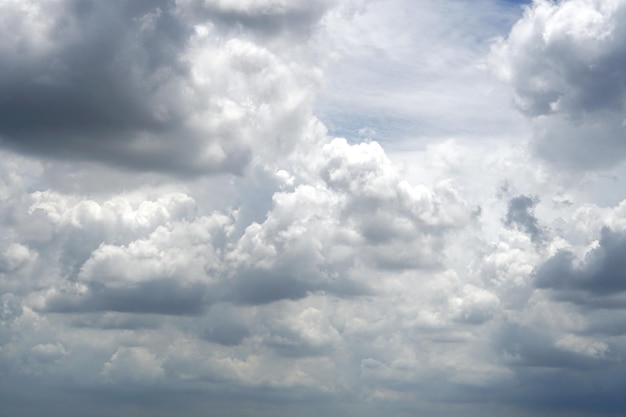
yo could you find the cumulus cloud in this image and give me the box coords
[535,227,626,302]
[0,118,494,416]
[102,346,164,383]
[492,0,626,169]
[0,0,324,175]
[5,1,626,416]
[223,137,473,306]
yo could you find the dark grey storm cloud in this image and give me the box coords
[229,267,316,305]
[504,194,544,243]
[227,266,368,306]
[43,279,208,315]
[0,1,194,166]
[0,0,321,175]
[535,227,626,300]
[0,1,186,131]
[496,323,612,370]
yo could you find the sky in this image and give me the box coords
[2,0,626,416]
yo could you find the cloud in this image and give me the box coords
[317,0,526,142]
[2,134,473,321]
[201,317,250,346]
[102,346,164,384]
[504,194,545,244]
[492,0,626,170]
[177,0,333,42]
[264,306,342,357]
[535,227,626,300]
[224,137,473,305]
[6,1,626,416]
[0,0,323,175]
[0,120,495,416]
[42,279,209,316]
[0,1,518,414]
[496,322,611,370]
[70,312,160,330]
[489,319,626,415]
